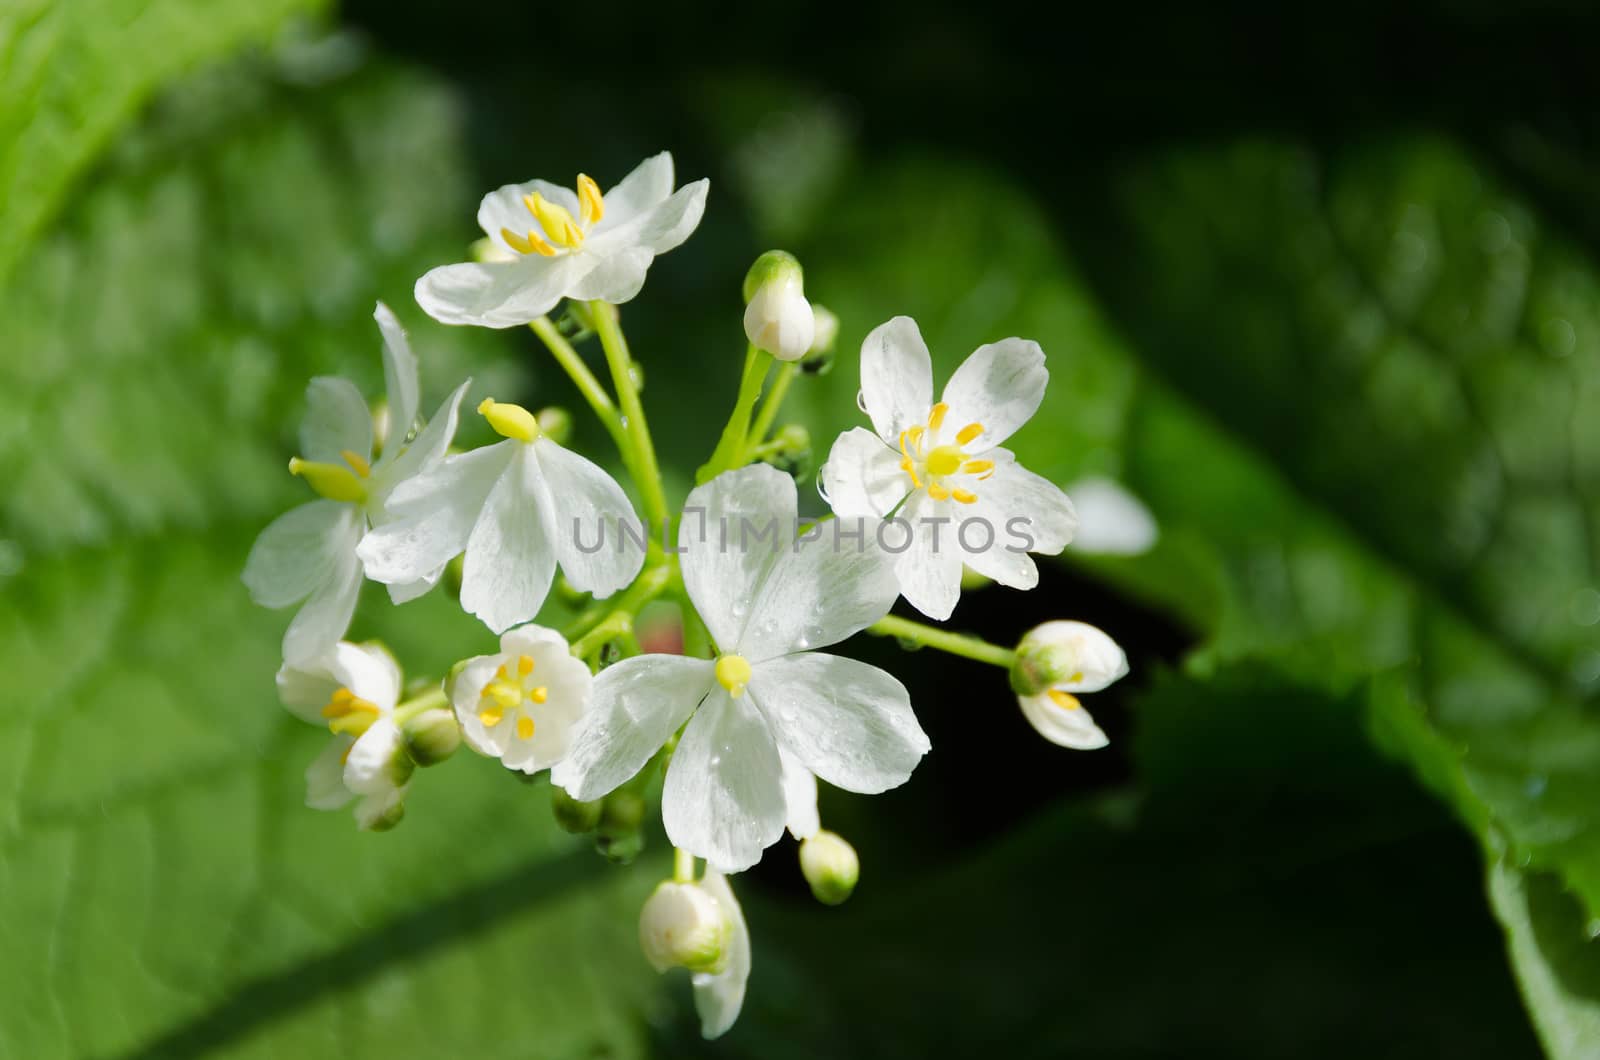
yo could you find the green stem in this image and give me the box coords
[674,846,696,884]
[567,561,676,658]
[391,685,448,725]
[697,343,771,484]
[868,614,1016,668]
[744,360,797,455]
[528,317,628,457]
[589,301,670,533]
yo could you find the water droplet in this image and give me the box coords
[856,389,869,414]
[709,755,722,767]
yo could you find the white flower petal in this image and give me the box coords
[243,500,350,609]
[552,655,714,800]
[859,316,933,442]
[460,446,557,633]
[1018,693,1109,750]
[374,379,472,504]
[357,442,514,586]
[679,465,796,652]
[277,640,402,724]
[306,737,355,810]
[938,337,1047,450]
[414,256,590,329]
[477,178,581,250]
[692,871,751,1040]
[299,376,372,465]
[595,151,675,230]
[604,178,709,257]
[532,439,644,598]
[738,516,899,662]
[450,654,507,759]
[1029,620,1129,693]
[958,520,1039,591]
[891,492,964,621]
[819,427,909,519]
[662,688,787,873]
[354,784,408,830]
[281,516,364,665]
[373,302,420,453]
[564,246,654,305]
[748,654,927,794]
[1065,476,1159,555]
[970,463,1078,556]
[779,750,820,840]
[344,718,405,795]
[386,569,444,605]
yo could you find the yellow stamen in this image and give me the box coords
[517,716,536,740]
[328,709,377,736]
[951,489,977,504]
[1047,689,1082,711]
[927,482,950,501]
[487,681,522,710]
[898,430,923,488]
[715,654,753,698]
[321,690,380,720]
[478,398,541,442]
[899,458,922,489]
[517,655,535,676]
[928,403,948,431]
[529,686,548,704]
[962,459,994,476]
[288,457,367,503]
[340,449,372,478]
[495,664,509,680]
[956,422,985,446]
[525,192,584,248]
[479,707,504,727]
[500,227,557,257]
[577,174,604,225]
[925,445,964,477]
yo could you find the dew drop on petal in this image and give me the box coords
[856,389,869,415]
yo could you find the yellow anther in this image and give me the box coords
[328,706,379,737]
[928,403,949,431]
[501,227,557,257]
[321,687,376,719]
[956,422,985,446]
[529,686,548,704]
[478,398,541,442]
[479,707,504,727]
[525,192,584,248]
[1069,671,1084,683]
[517,655,535,676]
[495,664,509,680]
[927,482,950,501]
[339,449,372,478]
[577,173,604,225]
[715,654,753,697]
[288,457,368,503]
[899,457,922,489]
[951,489,978,505]
[926,445,964,477]
[517,716,536,740]
[487,681,522,710]
[962,459,994,477]
[1047,689,1082,711]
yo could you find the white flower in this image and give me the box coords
[415,152,709,328]
[449,624,592,774]
[820,316,1078,621]
[1065,476,1158,555]
[1012,620,1128,750]
[743,263,813,361]
[243,303,470,664]
[552,464,929,872]
[356,397,644,633]
[637,872,751,1039]
[277,641,414,830]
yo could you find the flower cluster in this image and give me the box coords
[245,151,1133,1038]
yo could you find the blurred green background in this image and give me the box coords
[5,0,1600,1055]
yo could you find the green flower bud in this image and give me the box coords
[535,406,573,445]
[596,830,645,865]
[402,707,461,767]
[551,786,604,834]
[601,790,647,836]
[1009,620,1129,697]
[743,251,814,361]
[798,830,859,905]
[639,880,732,973]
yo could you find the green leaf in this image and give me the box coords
[0,40,662,1059]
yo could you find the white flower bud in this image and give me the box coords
[402,707,461,766]
[808,304,839,355]
[742,250,814,361]
[798,830,859,905]
[1010,620,1127,751]
[639,881,732,974]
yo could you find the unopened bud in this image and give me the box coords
[639,881,732,973]
[759,423,813,480]
[799,830,859,905]
[597,830,645,865]
[534,406,573,445]
[742,250,814,361]
[803,305,839,375]
[601,790,647,836]
[402,707,460,766]
[1009,620,1128,696]
[552,786,604,834]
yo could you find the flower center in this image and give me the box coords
[896,402,994,503]
[288,448,371,503]
[478,398,541,442]
[322,686,383,736]
[478,653,546,741]
[715,654,753,698]
[500,174,605,257]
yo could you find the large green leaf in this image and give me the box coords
[0,36,663,1060]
